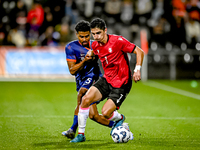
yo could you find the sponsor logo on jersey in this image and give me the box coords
[108,48,112,53]
[118,37,123,41]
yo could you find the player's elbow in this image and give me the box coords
[134,46,144,56]
[69,69,76,75]
[81,95,91,107]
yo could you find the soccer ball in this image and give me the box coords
[111,126,130,143]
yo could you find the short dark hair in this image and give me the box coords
[75,20,90,33]
[90,18,106,30]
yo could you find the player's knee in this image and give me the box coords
[82,95,91,105]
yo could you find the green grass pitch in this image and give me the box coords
[0,80,200,150]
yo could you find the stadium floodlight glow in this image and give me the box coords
[9,1,16,9]
[52,32,60,40]
[165,42,172,51]
[3,1,8,9]
[151,42,157,51]
[154,54,161,62]
[184,53,191,63]
[181,43,187,51]
[190,80,198,88]
[184,53,190,63]
[196,43,200,51]
[2,16,9,23]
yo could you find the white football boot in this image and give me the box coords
[62,128,75,139]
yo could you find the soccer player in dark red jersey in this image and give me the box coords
[70,18,144,143]
[62,20,116,140]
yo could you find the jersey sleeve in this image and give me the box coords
[118,36,136,53]
[65,44,76,62]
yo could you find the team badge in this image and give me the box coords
[108,48,112,53]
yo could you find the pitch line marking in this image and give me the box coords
[143,81,200,100]
[0,115,200,120]
[127,116,200,120]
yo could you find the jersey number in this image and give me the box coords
[83,78,92,85]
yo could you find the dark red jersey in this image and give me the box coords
[92,34,136,88]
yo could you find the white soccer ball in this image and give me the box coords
[111,126,130,143]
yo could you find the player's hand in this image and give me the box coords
[133,70,141,83]
[85,50,95,62]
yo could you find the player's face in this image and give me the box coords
[91,28,107,43]
[76,31,90,47]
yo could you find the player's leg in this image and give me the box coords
[70,86,103,143]
[102,80,132,134]
[72,88,88,131]
[89,103,115,128]
[62,87,88,139]
[101,99,125,135]
[101,99,122,120]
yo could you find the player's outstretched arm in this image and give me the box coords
[133,46,144,83]
[67,61,85,75]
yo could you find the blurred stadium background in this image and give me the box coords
[1,1,200,149]
[0,0,200,81]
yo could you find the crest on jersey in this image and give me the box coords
[108,48,112,53]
